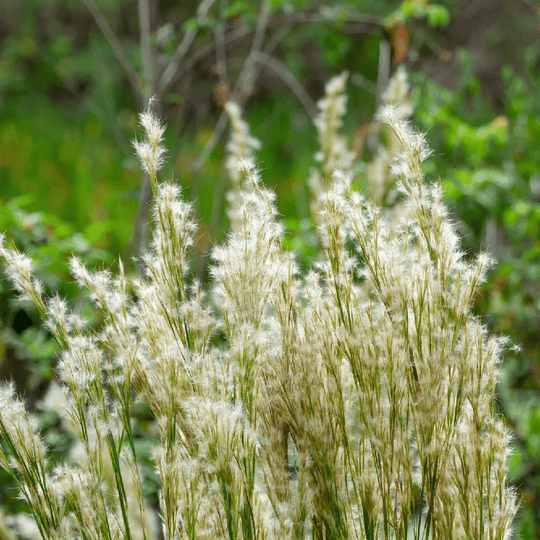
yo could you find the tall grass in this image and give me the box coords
[0,75,517,539]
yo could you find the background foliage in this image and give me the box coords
[0,0,539,537]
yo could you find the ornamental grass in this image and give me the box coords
[0,72,517,540]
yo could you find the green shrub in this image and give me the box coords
[412,46,540,537]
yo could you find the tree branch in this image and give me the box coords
[138,0,153,101]
[189,0,270,175]
[129,0,159,263]
[158,0,217,95]
[81,0,140,91]
[160,11,384,95]
[251,51,317,118]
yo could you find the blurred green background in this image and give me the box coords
[1,0,540,537]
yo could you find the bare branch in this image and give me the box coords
[213,0,230,106]
[158,0,217,95]
[234,0,271,106]
[164,26,252,93]
[251,51,317,119]
[366,39,391,154]
[138,0,154,102]
[81,0,139,91]
[130,0,159,262]
[190,0,270,175]
[162,10,384,96]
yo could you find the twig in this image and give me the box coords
[171,5,384,275]
[350,72,377,94]
[518,0,539,12]
[273,10,383,26]
[261,21,294,60]
[138,0,154,101]
[214,0,230,94]
[251,51,317,119]
[374,39,391,114]
[38,56,132,155]
[234,0,271,106]
[194,45,313,280]
[158,0,218,95]
[189,0,270,175]
[164,26,252,94]
[191,0,270,282]
[366,39,391,154]
[130,0,159,263]
[162,11,384,96]
[81,0,139,91]
[450,0,496,25]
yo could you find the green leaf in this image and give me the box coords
[182,18,198,33]
[20,327,59,361]
[529,408,540,435]
[224,0,249,18]
[426,5,450,27]
[400,0,423,19]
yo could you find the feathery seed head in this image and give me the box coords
[132,107,167,181]
[313,71,355,179]
[225,101,261,186]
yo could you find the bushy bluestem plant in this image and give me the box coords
[224,100,261,230]
[309,71,355,234]
[0,96,517,540]
[366,66,413,205]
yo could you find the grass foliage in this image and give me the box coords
[0,73,517,540]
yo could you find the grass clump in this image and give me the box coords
[0,82,517,539]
